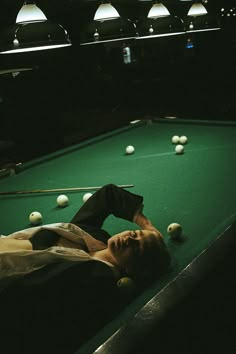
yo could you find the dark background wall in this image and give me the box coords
[0,0,235,163]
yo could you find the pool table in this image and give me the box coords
[0,118,236,354]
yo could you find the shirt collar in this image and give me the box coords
[83,233,107,253]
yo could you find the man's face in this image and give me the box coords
[107,229,159,275]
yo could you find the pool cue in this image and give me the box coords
[0,184,134,196]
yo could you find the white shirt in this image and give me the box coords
[0,223,118,289]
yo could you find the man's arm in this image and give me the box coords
[134,212,163,239]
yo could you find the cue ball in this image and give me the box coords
[56,194,69,207]
[83,192,93,203]
[175,144,184,154]
[172,135,180,144]
[179,136,188,144]
[126,145,135,155]
[167,223,182,239]
[29,211,42,225]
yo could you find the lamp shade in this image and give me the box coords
[187,3,208,16]
[94,3,120,21]
[16,3,47,23]
[148,3,171,18]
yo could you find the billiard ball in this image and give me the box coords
[117,277,136,296]
[83,192,93,203]
[175,144,184,154]
[56,194,69,207]
[179,136,188,144]
[126,145,135,154]
[171,135,180,144]
[167,223,182,239]
[29,211,42,225]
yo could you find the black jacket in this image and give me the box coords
[0,259,126,354]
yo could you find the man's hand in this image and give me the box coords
[134,212,163,239]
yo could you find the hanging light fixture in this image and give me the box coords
[80,2,137,45]
[136,2,185,40]
[0,2,71,54]
[185,1,221,33]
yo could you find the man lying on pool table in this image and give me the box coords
[0,184,171,354]
[0,184,170,287]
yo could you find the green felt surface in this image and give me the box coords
[0,119,236,353]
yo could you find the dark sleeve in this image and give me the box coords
[0,260,126,354]
[71,184,143,229]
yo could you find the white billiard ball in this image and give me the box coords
[56,194,69,207]
[167,223,182,239]
[83,192,93,203]
[29,211,42,225]
[171,135,180,144]
[175,144,184,154]
[179,136,188,144]
[126,145,135,154]
[117,276,136,295]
